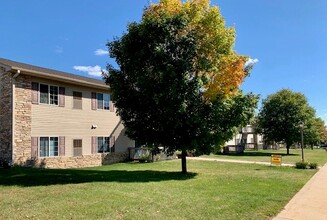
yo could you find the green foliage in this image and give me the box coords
[295,161,308,169]
[308,162,318,169]
[105,0,258,172]
[213,144,223,154]
[304,117,326,147]
[139,151,152,162]
[295,161,317,169]
[257,89,317,154]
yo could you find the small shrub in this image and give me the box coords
[295,161,308,169]
[308,162,318,169]
[139,151,151,162]
[213,145,223,154]
[0,160,11,169]
[187,150,197,157]
[175,150,182,159]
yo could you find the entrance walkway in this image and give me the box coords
[187,157,327,220]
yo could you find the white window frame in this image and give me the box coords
[39,83,59,106]
[39,136,59,157]
[97,93,110,110]
[97,137,110,153]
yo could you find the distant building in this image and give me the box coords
[0,58,135,168]
[225,125,264,150]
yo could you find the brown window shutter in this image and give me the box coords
[110,136,115,153]
[91,92,97,110]
[91,136,97,154]
[59,136,65,156]
[59,87,65,107]
[31,82,39,104]
[31,137,38,158]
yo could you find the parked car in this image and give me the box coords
[320,143,327,148]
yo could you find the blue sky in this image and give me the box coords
[1,0,327,122]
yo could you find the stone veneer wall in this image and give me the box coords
[12,75,32,165]
[22,152,129,169]
[0,69,13,162]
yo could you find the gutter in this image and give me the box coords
[11,66,109,90]
[13,69,21,78]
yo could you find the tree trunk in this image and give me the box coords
[286,145,290,155]
[181,149,187,174]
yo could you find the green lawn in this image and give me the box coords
[201,148,327,166]
[0,160,316,220]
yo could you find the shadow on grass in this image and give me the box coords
[0,167,197,187]
[218,151,299,157]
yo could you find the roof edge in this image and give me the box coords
[0,58,109,90]
[0,63,12,72]
[15,66,109,89]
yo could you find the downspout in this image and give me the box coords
[11,70,20,165]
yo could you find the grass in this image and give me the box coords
[0,160,317,220]
[202,148,327,166]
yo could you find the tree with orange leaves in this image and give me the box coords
[105,0,258,173]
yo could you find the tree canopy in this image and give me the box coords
[304,117,326,148]
[105,0,258,173]
[256,89,323,154]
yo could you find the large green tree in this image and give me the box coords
[304,117,326,148]
[105,0,258,173]
[257,89,316,154]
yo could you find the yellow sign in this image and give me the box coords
[271,154,282,165]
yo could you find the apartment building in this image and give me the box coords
[0,58,135,168]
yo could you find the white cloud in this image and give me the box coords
[245,58,259,67]
[73,65,105,77]
[94,49,109,56]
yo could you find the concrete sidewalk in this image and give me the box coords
[187,156,294,167]
[273,162,327,220]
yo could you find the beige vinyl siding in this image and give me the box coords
[31,77,134,156]
[112,122,135,153]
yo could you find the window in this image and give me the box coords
[97,93,110,110]
[50,86,58,105]
[104,94,110,110]
[73,139,83,156]
[73,91,82,109]
[97,137,110,153]
[97,93,103,109]
[40,84,58,105]
[39,137,58,157]
[40,84,49,104]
